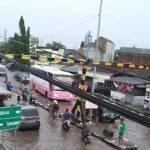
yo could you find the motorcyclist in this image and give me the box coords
[22,87,29,101]
[29,90,37,105]
[51,100,59,119]
[82,123,91,144]
[62,109,71,131]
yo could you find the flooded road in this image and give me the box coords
[37,94,150,150]
[0,107,115,150]
[1,70,149,150]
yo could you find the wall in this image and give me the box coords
[133,96,145,106]
[117,53,150,65]
[111,90,144,106]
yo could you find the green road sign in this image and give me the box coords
[0,106,21,131]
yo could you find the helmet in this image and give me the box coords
[53,100,58,104]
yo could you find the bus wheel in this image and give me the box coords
[45,91,48,97]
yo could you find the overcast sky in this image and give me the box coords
[0,0,150,49]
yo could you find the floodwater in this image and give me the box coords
[0,107,115,150]
[0,70,149,150]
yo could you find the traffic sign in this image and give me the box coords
[0,106,21,131]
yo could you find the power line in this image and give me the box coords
[0,35,27,46]
[52,15,97,38]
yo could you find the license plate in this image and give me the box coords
[27,120,36,123]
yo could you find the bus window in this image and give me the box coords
[54,75,73,85]
[53,85,63,91]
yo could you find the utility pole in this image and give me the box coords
[91,0,103,93]
[4,30,7,54]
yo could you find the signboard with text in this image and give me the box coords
[0,106,21,131]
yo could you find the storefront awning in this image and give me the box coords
[0,87,13,96]
[85,101,98,109]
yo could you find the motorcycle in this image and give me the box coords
[62,120,70,132]
[52,111,58,120]
[81,129,91,144]
[29,97,37,106]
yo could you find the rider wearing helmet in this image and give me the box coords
[51,100,59,116]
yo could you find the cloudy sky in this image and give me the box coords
[0,0,150,49]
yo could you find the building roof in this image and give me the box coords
[110,73,150,85]
[64,49,75,56]
[61,65,81,74]
[118,47,150,55]
[64,49,86,59]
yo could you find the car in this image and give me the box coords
[6,62,17,71]
[19,105,40,130]
[0,64,7,76]
[101,109,120,123]
[14,72,29,83]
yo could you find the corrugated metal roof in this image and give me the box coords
[118,47,150,55]
[111,76,150,85]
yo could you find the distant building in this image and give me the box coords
[64,49,86,60]
[30,37,39,47]
[117,47,150,65]
[84,31,92,45]
[110,72,150,106]
[81,37,115,62]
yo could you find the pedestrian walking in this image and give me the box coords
[118,118,127,145]
[17,88,22,104]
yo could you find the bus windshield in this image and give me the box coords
[53,75,74,90]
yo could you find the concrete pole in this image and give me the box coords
[4,30,7,53]
[91,0,103,93]
[90,0,103,122]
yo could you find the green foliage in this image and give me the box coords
[6,16,30,64]
[114,50,118,62]
[80,41,84,49]
[19,16,26,37]
[46,41,65,50]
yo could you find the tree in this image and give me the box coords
[5,16,30,64]
[114,50,118,62]
[19,16,26,38]
[25,27,30,54]
[46,43,52,48]
[46,41,65,50]
[80,41,84,49]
